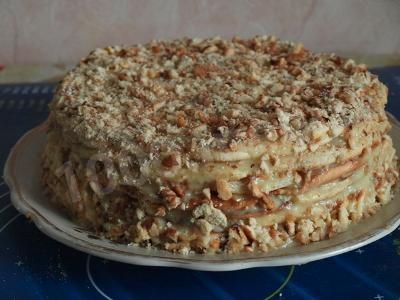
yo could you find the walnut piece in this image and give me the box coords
[192,204,228,228]
[216,179,232,200]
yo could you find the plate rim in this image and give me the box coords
[3,114,400,271]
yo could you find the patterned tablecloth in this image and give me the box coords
[0,67,399,300]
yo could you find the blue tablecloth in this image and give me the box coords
[0,67,399,300]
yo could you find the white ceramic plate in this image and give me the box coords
[4,114,400,271]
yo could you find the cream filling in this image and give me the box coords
[47,120,388,191]
[191,119,388,162]
[254,174,375,226]
[43,127,396,223]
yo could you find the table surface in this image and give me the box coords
[0,67,399,300]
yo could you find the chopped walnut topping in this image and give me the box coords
[266,130,278,142]
[163,228,179,242]
[226,225,250,253]
[155,205,166,217]
[192,203,228,228]
[285,220,296,236]
[203,45,218,53]
[176,115,187,128]
[216,179,232,200]
[202,188,211,200]
[260,154,271,174]
[50,36,386,160]
[240,225,256,242]
[261,195,275,210]
[193,65,209,78]
[209,238,221,250]
[296,219,314,244]
[160,187,181,209]
[195,219,213,235]
[161,153,181,169]
[248,177,264,198]
[136,208,145,220]
[224,47,235,56]
[171,183,186,197]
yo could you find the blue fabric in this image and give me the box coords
[0,67,399,300]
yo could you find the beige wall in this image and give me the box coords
[1,0,400,65]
